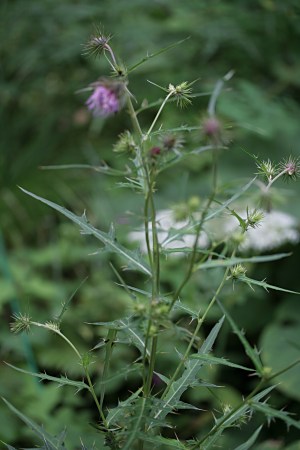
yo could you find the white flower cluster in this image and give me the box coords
[224,210,299,252]
[129,209,209,256]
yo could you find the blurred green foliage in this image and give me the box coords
[1,0,300,447]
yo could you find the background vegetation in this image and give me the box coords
[1,0,300,448]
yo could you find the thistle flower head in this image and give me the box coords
[167,82,193,108]
[229,264,247,280]
[246,208,264,229]
[280,155,300,181]
[256,158,277,181]
[202,116,221,137]
[86,80,125,117]
[113,130,136,153]
[10,312,32,334]
[149,146,162,157]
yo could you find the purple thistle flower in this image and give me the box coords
[203,116,220,137]
[86,85,120,117]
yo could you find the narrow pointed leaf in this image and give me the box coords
[136,434,189,449]
[251,402,300,430]
[190,354,254,372]
[202,386,275,448]
[90,317,149,356]
[1,443,18,450]
[19,187,151,276]
[153,316,224,421]
[127,37,190,73]
[5,363,89,391]
[217,299,263,374]
[107,387,143,427]
[2,398,60,448]
[233,425,263,450]
[194,253,291,271]
[40,163,129,176]
[122,397,147,450]
[238,275,300,295]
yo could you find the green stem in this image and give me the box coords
[145,91,173,139]
[169,149,218,311]
[162,260,232,400]
[31,321,107,425]
[144,335,158,396]
[190,380,265,449]
[126,90,161,401]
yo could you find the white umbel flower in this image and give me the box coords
[129,209,209,255]
[224,210,299,252]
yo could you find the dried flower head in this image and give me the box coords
[86,80,125,117]
[160,134,185,154]
[83,26,112,58]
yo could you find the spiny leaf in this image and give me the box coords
[1,443,18,450]
[5,363,89,391]
[2,397,64,449]
[217,299,263,374]
[136,433,190,449]
[90,317,149,356]
[127,37,190,74]
[153,317,224,421]
[194,253,291,271]
[122,397,148,450]
[19,187,151,276]
[190,354,254,372]
[233,425,263,450]
[237,274,300,295]
[251,402,300,430]
[201,386,275,449]
[218,385,275,429]
[100,328,117,409]
[39,163,129,176]
[106,387,143,427]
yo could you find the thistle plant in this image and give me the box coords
[3,30,300,450]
